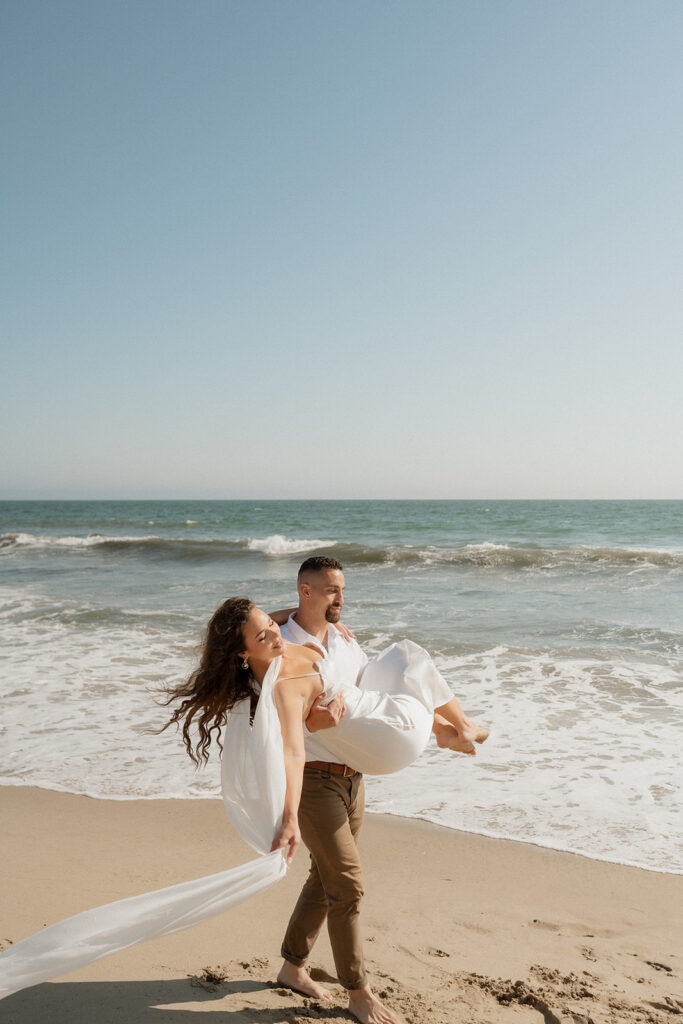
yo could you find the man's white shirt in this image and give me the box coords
[279,614,368,764]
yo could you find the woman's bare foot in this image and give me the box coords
[461,718,490,745]
[348,984,403,1024]
[434,721,476,755]
[276,960,332,1000]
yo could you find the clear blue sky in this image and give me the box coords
[2,0,682,498]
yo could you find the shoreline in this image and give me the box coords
[1,786,681,1023]
[1,780,679,878]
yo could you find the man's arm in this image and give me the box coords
[270,607,297,627]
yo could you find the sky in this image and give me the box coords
[2,0,682,499]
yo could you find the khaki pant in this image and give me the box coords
[281,767,366,990]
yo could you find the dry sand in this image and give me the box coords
[0,786,681,1024]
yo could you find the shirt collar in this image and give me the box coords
[285,613,328,657]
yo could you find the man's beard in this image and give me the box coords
[325,606,341,623]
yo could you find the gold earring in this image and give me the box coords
[242,658,249,670]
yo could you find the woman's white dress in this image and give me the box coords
[0,642,453,1000]
[299,639,453,775]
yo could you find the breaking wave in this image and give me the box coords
[246,534,337,555]
[2,532,682,570]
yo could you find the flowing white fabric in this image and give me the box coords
[0,653,288,1001]
[0,641,451,1000]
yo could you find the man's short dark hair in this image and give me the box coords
[298,555,343,579]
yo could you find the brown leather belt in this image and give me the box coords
[305,760,358,777]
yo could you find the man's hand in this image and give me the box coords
[305,692,346,732]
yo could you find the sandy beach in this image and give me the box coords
[0,788,680,1024]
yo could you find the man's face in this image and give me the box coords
[303,568,345,623]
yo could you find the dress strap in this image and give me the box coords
[277,671,321,682]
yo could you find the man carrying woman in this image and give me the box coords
[266,555,486,1024]
[274,555,388,1023]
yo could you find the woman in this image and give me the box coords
[0,597,488,1002]
[165,597,489,864]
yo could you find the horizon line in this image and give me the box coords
[1,496,681,503]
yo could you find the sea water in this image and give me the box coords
[1,499,681,873]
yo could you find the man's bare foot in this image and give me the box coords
[348,984,403,1023]
[277,960,332,1000]
[434,722,476,755]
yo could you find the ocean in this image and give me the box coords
[1,499,681,873]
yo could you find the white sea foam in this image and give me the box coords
[246,535,337,556]
[1,532,160,549]
[364,645,683,874]
[2,497,681,877]
[462,542,511,552]
[0,585,215,801]
[1,587,681,874]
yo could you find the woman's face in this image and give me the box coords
[239,606,285,665]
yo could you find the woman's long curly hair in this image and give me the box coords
[161,596,255,766]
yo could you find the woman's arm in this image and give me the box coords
[271,678,310,863]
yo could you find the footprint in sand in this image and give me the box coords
[645,960,673,973]
[195,964,230,987]
[530,919,617,939]
[459,920,491,935]
[648,997,683,1013]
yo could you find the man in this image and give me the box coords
[274,556,401,1024]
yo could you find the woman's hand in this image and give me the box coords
[305,691,346,731]
[271,817,301,865]
[334,621,356,642]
